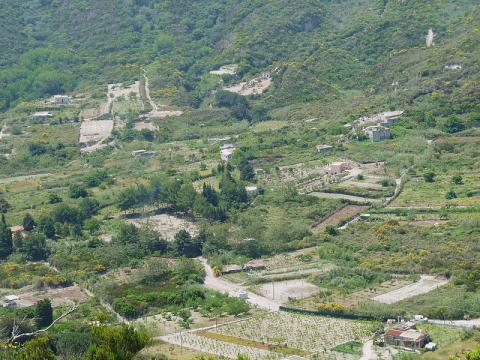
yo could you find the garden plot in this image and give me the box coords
[134,121,158,131]
[79,120,114,153]
[213,312,377,354]
[373,275,449,304]
[105,81,141,114]
[311,205,368,234]
[310,192,381,204]
[13,285,89,308]
[254,279,321,303]
[224,71,275,96]
[128,214,198,241]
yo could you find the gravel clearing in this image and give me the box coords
[255,279,321,303]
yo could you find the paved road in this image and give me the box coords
[199,257,281,311]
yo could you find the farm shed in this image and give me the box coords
[316,144,333,154]
[384,323,429,349]
[221,265,243,275]
[31,111,53,122]
[364,125,390,142]
[50,95,71,105]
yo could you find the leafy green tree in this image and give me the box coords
[68,183,88,199]
[16,336,57,360]
[446,190,457,200]
[239,158,255,181]
[202,183,219,206]
[117,186,139,213]
[175,183,197,211]
[85,324,148,360]
[0,221,13,259]
[38,216,56,239]
[325,225,338,236]
[48,193,63,204]
[0,197,11,213]
[23,213,36,231]
[114,223,139,245]
[78,197,100,219]
[35,298,53,328]
[442,115,465,134]
[452,175,463,185]
[23,233,48,261]
[173,230,201,258]
[423,171,436,183]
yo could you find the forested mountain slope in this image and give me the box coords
[1,0,479,115]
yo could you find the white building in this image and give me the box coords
[51,95,71,105]
[220,144,235,161]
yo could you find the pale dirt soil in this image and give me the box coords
[14,285,90,308]
[128,214,198,242]
[373,275,449,304]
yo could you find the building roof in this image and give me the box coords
[4,295,19,302]
[246,259,265,268]
[401,329,427,341]
[33,111,53,117]
[222,265,242,273]
[316,144,333,150]
[9,225,24,232]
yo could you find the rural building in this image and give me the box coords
[328,161,350,174]
[50,95,71,105]
[384,322,429,349]
[316,144,333,154]
[245,186,258,195]
[2,295,19,308]
[220,144,235,161]
[31,111,53,122]
[244,259,266,271]
[364,125,390,142]
[132,149,156,157]
[381,110,403,126]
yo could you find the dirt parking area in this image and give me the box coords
[128,214,198,242]
[14,285,90,308]
[254,279,321,303]
[373,275,449,304]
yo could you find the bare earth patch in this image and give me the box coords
[373,275,449,304]
[312,205,368,233]
[224,71,274,96]
[254,279,321,303]
[14,285,90,308]
[79,120,114,153]
[128,214,198,242]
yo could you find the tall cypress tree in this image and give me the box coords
[0,221,12,259]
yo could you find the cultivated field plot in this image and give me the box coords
[311,205,368,233]
[373,275,449,304]
[254,279,321,303]
[162,330,283,360]
[213,312,376,354]
[128,214,198,241]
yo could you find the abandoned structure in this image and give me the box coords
[316,144,333,154]
[364,125,391,142]
[132,150,157,157]
[384,322,429,349]
[328,161,350,174]
[220,144,235,161]
[50,95,71,105]
[31,111,53,122]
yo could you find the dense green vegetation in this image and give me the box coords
[0,0,479,358]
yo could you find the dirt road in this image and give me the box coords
[199,257,281,311]
[359,340,377,360]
